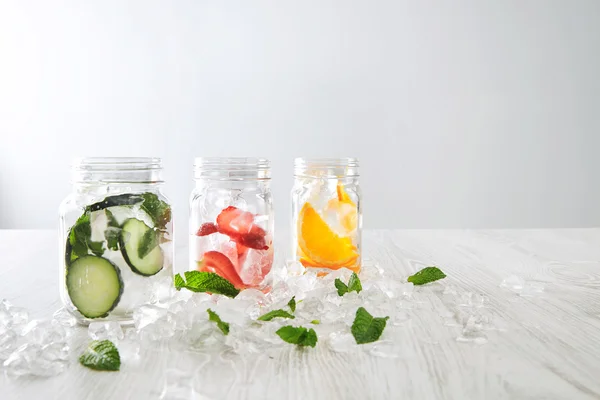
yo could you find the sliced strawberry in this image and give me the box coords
[237,232,269,251]
[197,250,245,289]
[196,222,218,236]
[216,206,268,250]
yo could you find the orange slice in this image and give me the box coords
[297,203,358,267]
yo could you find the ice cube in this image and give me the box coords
[3,344,68,378]
[9,307,29,326]
[1,299,13,311]
[151,276,176,305]
[500,275,525,291]
[328,332,356,353]
[519,282,545,297]
[42,342,69,361]
[369,341,401,358]
[134,305,168,330]
[21,320,66,346]
[53,307,78,328]
[0,327,18,359]
[239,248,274,287]
[88,321,124,341]
[0,308,12,327]
[286,261,306,277]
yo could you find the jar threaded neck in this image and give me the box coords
[194,157,271,181]
[72,157,163,184]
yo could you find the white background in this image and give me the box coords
[1,0,599,235]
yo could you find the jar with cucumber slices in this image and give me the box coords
[59,158,174,325]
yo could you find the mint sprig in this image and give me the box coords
[68,213,104,262]
[311,320,320,325]
[207,309,230,335]
[138,228,159,259]
[104,210,121,251]
[407,266,446,285]
[276,326,318,348]
[258,309,295,321]
[287,296,296,312]
[351,307,389,344]
[335,272,362,296]
[140,193,171,230]
[174,271,240,298]
[79,340,121,371]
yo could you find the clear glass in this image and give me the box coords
[59,157,174,325]
[291,158,362,273]
[189,158,274,290]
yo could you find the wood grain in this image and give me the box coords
[0,229,599,400]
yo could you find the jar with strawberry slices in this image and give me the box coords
[190,158,274,290]
[291,158,361,273]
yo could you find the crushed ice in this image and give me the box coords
[1,258,511,379]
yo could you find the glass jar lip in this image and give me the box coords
[194,157,270,170]
[294,157,359,168]
[71,157,163,184]
[72,157,162,171]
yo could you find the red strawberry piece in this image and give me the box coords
[216,206,268,250]
[197,250,245,289]
[196,222,218,236]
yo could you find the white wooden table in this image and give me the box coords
[1,229,600,400]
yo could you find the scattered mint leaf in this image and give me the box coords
[79,340,120,371]
[335,273,362,296]
[351,307,389,344]
[174,271,239,298]
[276,326,318,348]
[105,209,120,227]
[311,320,320,325]
[335,279,349,296]
[407,266,446,285]
[174,274,185,290]
[258,309,295,321]
[207,309,230,335]
[347,272,362,293]
[287,296,296,312]
[138,228,159,259]
[140,193,171,230]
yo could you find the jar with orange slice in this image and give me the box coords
[292,158,361,273]
[189,158,274,290]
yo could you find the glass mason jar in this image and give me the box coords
[59,158,174,325]
[189,158,274,290]
[292,158,362,273]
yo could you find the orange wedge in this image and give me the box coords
[297,203,359,268]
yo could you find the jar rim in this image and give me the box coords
[73,157,162,171]
[194,157,270,170]
[294,157,359,168]
[71,157,163,184]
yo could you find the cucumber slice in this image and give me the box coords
[66,256,123,319]
[120,218,164,276]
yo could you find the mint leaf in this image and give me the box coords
[174,274,185,290]
[207,309,230,335]
[104,227,121,251]
[407,266,446,285]
[287,296,296,312]
[174,271,239,298]
[79,340,120,371]
[258,309,295,321]
[276,326,318,348]
[335,273,362,296]
[335,279,348,296]
[351,307,389,344]
[311,320,320,325]
[104,210,122,251]
[68,212,105,262]
[140,193,171,230]
[138,228,159,259]
[347,272,362,293]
